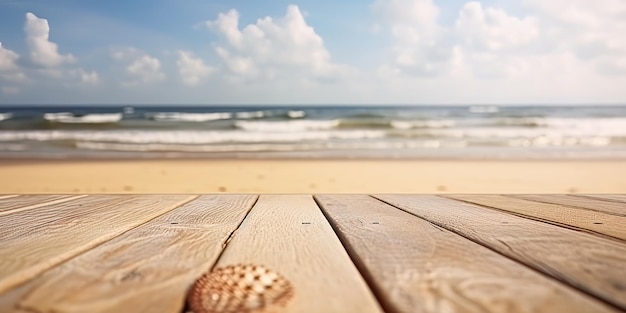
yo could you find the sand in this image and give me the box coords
[0,159,624,194]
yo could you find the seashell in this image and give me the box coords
[187,264,294,313]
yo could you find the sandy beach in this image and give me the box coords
[0,159,624,194]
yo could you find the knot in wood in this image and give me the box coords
[187,264,293,313]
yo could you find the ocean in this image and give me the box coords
[0,105,625,159]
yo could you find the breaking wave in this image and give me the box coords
[0,113,12,121]
[44,113,123,124]
[0,129,386,144]
[146,112,233,122]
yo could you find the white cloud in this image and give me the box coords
[111,48,165,86]
[373,0,626,83]
[0,42,27,84]
[372,0,454,76]
[176,50,214,86]
[25,12,75,67]
[366,0,626,103]
[205,5,353,82]
[372,0,439,26]
[456,2,539,52]
[125,55,165,86]
[111,47,142,61]
[0,42,20,72]
[523,0,626,75]
[73,68,99,84]
[452,2,542,78]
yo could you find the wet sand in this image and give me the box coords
[0,159,624,194]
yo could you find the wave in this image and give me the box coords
[541,117,626,131]
[507,136,612,147]
[0,113,12,121]
[0,129,386,144]
[341,112,387,119]
[338,119,456,130]
[147,112,233,122]
[492,117,626,134]
[391,119,455,129]
[469,106,499,113]
[231,115,400,130]
[235,120,339,132]
[75,142,328,153]
[235,111,265,119]
[287,110,306,118]
[231,116,626,134]
[44,113,122,124]
[73,140,464,153]
[337,119,391,129]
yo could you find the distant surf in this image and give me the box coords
[1,105,625,159]
[43,112,123,124]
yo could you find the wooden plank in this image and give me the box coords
[580,194,626,203]
[0,195,87,216]
[0,195,77,214]
[211,195,382,313]
[448,194,626,241]
[510,194,626,217]
[1,195,257,313]
[0,195,18,200]
[376,195,626,311]
[317,195,617,313]
[0,194,195,294]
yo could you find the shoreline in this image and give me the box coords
[1,158,625,194]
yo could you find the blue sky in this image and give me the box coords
[0,0,625,104]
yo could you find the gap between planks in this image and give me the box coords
[0,195,88,217]
[575,194,626,204]
[508,194,626,217]
[446,194,626,242]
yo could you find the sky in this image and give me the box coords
[0,0,625,105]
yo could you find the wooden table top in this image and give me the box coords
[0,194,624,313]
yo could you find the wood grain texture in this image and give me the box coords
[316,195,616,313]
[376,195,626,311]
[0,194,195,294]
[1,195,257,313]
[0,195,87,216]
[0,195,17,200]
[510,194,626,217]
[448,194,626,241]
[580,195,626,203]
[213,195,382,313]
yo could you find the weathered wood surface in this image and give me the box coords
[1,194,625,313]
[376,195,626,311]
[510,194,626,217]
[0,195,195,294]
[0,194,86,216]
[581,194,626,203]
[448,194,626,241]
[316,195,614,313]
[212,195,382,313]
[1,195,257,313]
